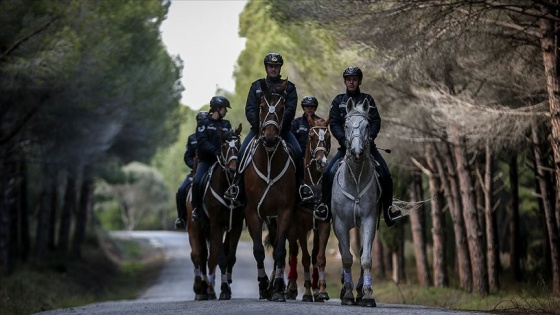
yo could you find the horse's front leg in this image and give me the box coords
[333,218,355,306]
[206,217,222,300]
[297,226,313,302]
[245,209,270,300]
[270,207,292,302]
[219,213,243,300]
[313,220,331,302]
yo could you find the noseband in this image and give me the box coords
[260,92,285,133]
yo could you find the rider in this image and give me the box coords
[224,52,314,204]
[313,66,402,227]
[175,111,207,230]
[290,96,323,153]
[191,96,232,222]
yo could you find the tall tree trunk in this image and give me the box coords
[409,172,431,286]
[58,171,76,257]
[537,9,560,235]
[425,145,448,287]
[46,171,58,251]
[0,148,17,275]
[436,143,472,292]
[72,165,93,259]
[36,164,55,258]
[19,157,30,262]
[483,143,499,291]
[509,155,522,282]
[450,128,489,295]
[531,123,560,295]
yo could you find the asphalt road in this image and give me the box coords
[36,230,489,315]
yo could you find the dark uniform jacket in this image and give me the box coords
[245,76,298,134]
[196,116,232,163]
[291,113,322,153]
[183,133,197,169]
[329,88,381,151]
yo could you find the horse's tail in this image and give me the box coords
[264,219,278,250]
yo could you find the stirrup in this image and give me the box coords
[299,184,314,202]
[388,206,404,221]
[175,218,186,230]
[313,203,329,221]
[191,208,200,222]
[224,185,239,201]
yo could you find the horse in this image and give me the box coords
[200,124,244,300]
[331,97,380,307]
[286,115,332,302]
[240,78,296,302]
[186,125,243,301]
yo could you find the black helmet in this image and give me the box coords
[263,53,284,66]
[196,111,207,122]
[343,66,363,80]
[209,96,231,110]
[301,96,318,108]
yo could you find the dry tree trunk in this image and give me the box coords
[409,172,431,286]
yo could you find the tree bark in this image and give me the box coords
[72,165,93,259]
[36,164,55,258]
[483,143,499,291]
[409,172,431,286]
[425,145,448,287]
[450,128,489,295]
[531,123,560,295]
[509,155,522,282]
[58,171,76,257]
[372,235,386,279]
[436,143,472,292]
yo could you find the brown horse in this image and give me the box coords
[242,79,296,302]
[286,115,332,302]
[186,125,243,300]
[201,124,243,300]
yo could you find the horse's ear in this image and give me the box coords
[236,123,242,135]
[362,98,370,113]
[306,113,315,126]
[346,98,355,112]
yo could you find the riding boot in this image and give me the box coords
[381,175,402,227]
[175,192,186,230]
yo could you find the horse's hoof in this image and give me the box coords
[360,298,377,307]
[286,288,298,300]
[271,292,286,302]
[314,292,329,302]
[195,294,209,301]
[208,292,217,300]
[341,297,356,306]
[302,294,313,302]
[219,283,232,300]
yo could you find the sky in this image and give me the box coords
[160,0,248,109]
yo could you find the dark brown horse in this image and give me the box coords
[243,79,296,302]
[186,125,243,300]
[286,115,332,302]
[201,124,243,300]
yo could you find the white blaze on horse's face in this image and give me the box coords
[345,113,369,160]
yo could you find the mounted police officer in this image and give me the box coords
[224,52,314,204]
[192,96,232,222]
[314,66,402,226]
[291,96,323,153]
[175,111,207,230]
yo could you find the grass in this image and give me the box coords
[0,232,164,315]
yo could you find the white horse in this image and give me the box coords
[331,97,380,307]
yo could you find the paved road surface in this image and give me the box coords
[36,230,489,315]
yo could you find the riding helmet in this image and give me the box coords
[209,96,231,110]
[301,96,318,108]
[263,53,284,67]
[342,66,363,80]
